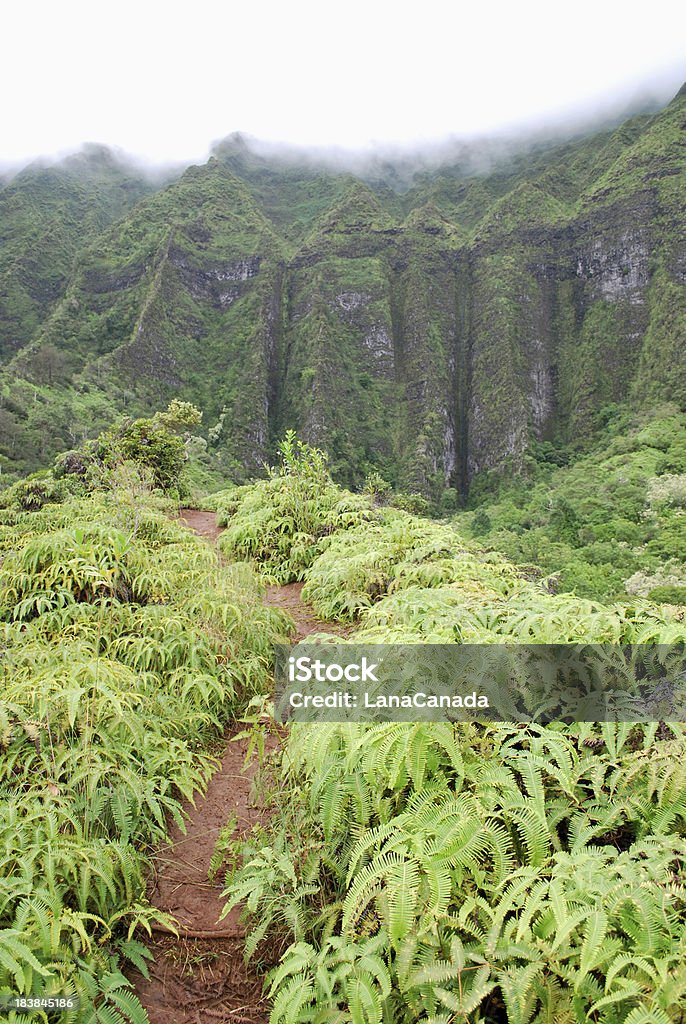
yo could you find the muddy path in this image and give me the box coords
[129,509,348,1023]
[178,508,224,543]
[129,731,276,1024]
[265,581,353,642]
[177,508,352,641]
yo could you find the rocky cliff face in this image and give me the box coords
[1,91,684,496]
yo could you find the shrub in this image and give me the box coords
[301,513,518,622]
[625,564,686,599]
[362,471,392,504]
[102,419,186,493]
[0,489,292,1017]
[388,491,430,516]
[152,399,202,432]
[0,473,75,511]
[225,721,686,1024]
[648,584,686,605]
[218,432,380,581]
[53,408,193,498]
[647,473,686,509]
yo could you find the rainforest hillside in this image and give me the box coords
[456,404,686,603]
[2,422,686,1023]
[1,85,685,501]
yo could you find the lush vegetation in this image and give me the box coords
[1,72,685,1024]
[215,432,381,582]
[211,438,686,1023]
[1,399,219,510]
[217,433,685,642]
[225,722,686,1024]
[2,86,685,497]
[1,414,685,1023]
[0,462,290,1021]
[459,406,686,605]
[0,146,154,363]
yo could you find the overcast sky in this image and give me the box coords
[3,0,686,167]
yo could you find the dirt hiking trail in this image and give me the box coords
[177,509,352,641]
[129,509,348,1023]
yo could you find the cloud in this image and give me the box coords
[1,0,684,167]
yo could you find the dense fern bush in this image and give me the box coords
[224,721,686,1023]
[217,431,381,582]
[301,514,523,622]
[0,487,291,1023]
[214,438,686,1023]
[219,435,684,645]
[206,482,255,522]
[0,472,77,511]
[353,583,686,645]
[301,510,685,643]
[302,515,685,644]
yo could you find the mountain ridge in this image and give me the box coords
[1,84,684,497]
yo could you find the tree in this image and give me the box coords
[152,400,202,434]
[109,418,186,493]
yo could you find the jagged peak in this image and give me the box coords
[474,180,568,239]
[318,181,394,228]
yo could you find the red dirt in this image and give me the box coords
[265,582,353,642]
[176,508,350,641]
[177,508,224,543]
[129,510,349,1023]
[128,731,277,1024]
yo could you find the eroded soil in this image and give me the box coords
[265,581,353,642]
[177,508,224,543]
[129,731,276,1024]
[129,509,348,1023]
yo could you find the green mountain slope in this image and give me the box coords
[0,145,155,362]
[457,404,686,602]
[1,87,685,495]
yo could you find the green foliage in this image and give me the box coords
[647,473,686,509]
[267,935,392,1024]
[226,720,686,1024]
[459,409,686,602]
[300,512,684,645]
[301,512,514,623]
[362,471,392,504]
[213,437,686,1022]
[1,407,197,506]
[2,91,686,498]
[214,433,685,647]
[99,418,186,494]
[218,432,380,582]
[0,485,291,1016]
[648,585,686,606]
[0,147,153,361]
[389,491,431,516]
[152,399,203,432]
[0,472,77,512]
